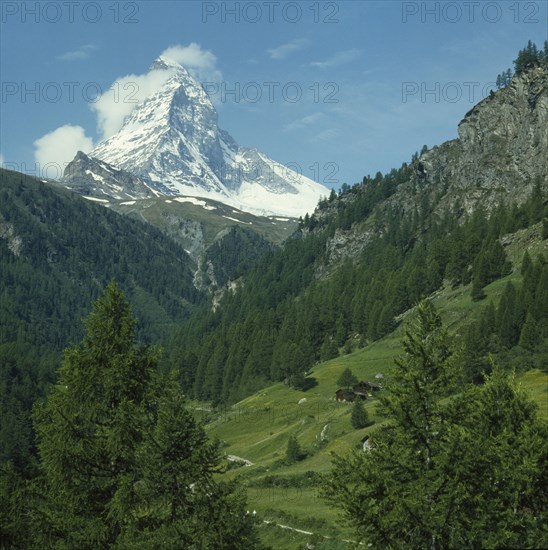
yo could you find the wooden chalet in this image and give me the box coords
[353,381,369,400]
[335,388,345,402]
[336,380,383,401]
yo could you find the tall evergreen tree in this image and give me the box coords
[521,250,533,276]
[285,435,303,464]
[497,282,520,346]
[337,367,358,388]
[471,274,487,301]
[320,335,338,361]
[323,301,547,548]
[519,312,540,351]
[32,283,261,548]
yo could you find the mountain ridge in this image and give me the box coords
[307,65,548,274]
[61,55,330,217]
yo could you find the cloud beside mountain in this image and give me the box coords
[34,44,219,168]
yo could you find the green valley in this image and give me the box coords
[1,40,547,550]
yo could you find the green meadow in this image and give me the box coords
[196,227,547,547]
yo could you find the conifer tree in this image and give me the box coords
[462,321,488,383]
[497,282,520,346]
[521,250,533,276]
[351,399,369,429]
[471,274,487,301]
[33,281,157,547]
[324,301,547,548]
[285,435,302,464]
[519,312,540,351]
[334,313,347,346]
[481,301,497,336]
[32,282,261,548]
[320,335,338,361]
[337,367,358,388]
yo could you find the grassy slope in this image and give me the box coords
[109,196,297,251]
[198,226,547,548]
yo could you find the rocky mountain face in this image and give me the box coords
[315,66,548,271]
[61,151,172,200]
[417,65,548,216]
[61,56,329,218]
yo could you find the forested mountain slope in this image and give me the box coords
[170,65,548,404]
[59,151,299,293]
[108,195,295,291]
[0,168,203,466]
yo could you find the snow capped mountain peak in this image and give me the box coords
[149,55,183,72]
[72,58,329,217]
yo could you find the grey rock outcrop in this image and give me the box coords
[405,65,547,216]
[61,151,173,200]
[318,66,548,271]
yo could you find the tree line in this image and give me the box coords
[496,39,548,89]
[170,177,546,405]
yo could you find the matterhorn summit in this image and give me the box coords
[63,56,329,217]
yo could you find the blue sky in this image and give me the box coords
[1,1,546,189]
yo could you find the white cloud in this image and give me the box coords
[57,44,96,62]
[91,43,221,141]
[284,113,324,132]
[160,43,222,82]
[36,44,221,156]
[34,125,94,170]
[268,39,308,60]
[310,49,360,69]
[0,152,4,166]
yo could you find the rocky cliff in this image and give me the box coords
[62,151,173,200]
[317,65,548,271]
[420,65,548,215]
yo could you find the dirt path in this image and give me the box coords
[262,519,366,546]
[262,520,312,535]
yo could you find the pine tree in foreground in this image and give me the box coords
[324,300,547,549]
[32,282,263,549]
